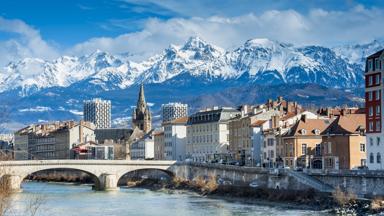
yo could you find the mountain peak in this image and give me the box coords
[182,36,207,49]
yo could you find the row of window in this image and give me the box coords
[368,105,381,116]
[367,90,381,101]
[367,58,383,72]
[368,120,381,132]
[369,137,381,146]
[188,124,220,133]
[369,152,382,164]
[367,73,381,86]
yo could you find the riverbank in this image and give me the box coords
[127,177,384,215]
[26,171,384,215]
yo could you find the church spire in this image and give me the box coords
[132,83,152,133]
[137,83,146,108]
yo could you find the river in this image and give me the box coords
[8,182,330,216]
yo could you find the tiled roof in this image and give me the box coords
[250,120,267,127]
[323,114,365,135]
[284,118,332,137]
[367,49,384,59]
[163,116,189,125]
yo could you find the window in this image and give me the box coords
[314,129,320,135]
[301,129,307,135]
[369,106,374,116]
[369,91,373,101]
[377,137,381,146]
[376,59,380,71]
[369,60,373,71]
[370,153,374,163]
[377,105,381,115]
[315,144,321,156]
[369,121,374,132]
[302,144,307,155]
[327,142,332,154]
[360,143,365,152]
[377,120,381,131]
[369,75,373,86]
[376,74,381,85]
[377,90,381,100]
[377,153,382,164]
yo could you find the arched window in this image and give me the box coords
[377,153,382,164]
[370,153,374,163]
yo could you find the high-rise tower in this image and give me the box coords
[132,83,152,133]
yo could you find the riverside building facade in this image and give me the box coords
[186,107,240,162]
[365,49,384,170]
[163,117,188,161]
[14,121,96,160]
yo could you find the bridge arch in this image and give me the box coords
[117,168,174,186]
[0,160,177,192]
[22,168,102,190]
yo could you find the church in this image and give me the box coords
[132,83,152,133]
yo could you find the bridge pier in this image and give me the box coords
[1,175,23,192]
[96,174,119,191]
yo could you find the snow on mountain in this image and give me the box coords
[333,39,384,66]
[0,36,380,97]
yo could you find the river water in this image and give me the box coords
[9,182,329,216]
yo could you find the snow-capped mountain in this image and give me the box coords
[333,39,384,65]
[0,36,382,131]
[1,36,378,97]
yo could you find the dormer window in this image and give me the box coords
[301,129,307,135]
[314,129,320,135]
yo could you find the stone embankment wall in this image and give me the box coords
[308,170,384,197]
[171,163,384,197]
[170,163,312,191]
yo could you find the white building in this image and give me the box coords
[251,120,271,166]
[365,49,384,170]
[161,103,188,123]
[163,117,188,161]
[84,98,111,129]
[186,107,240,162]
[130,135,154,160]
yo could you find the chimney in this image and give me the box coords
[278,96,283,103]
[301,114,307,122]
[271,115,280,128]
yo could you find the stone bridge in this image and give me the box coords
[0,160,176,192]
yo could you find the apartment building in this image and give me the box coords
[154,131,165,160]
[228,109,279,166]
[365,49,384,170]
[186,107,240,162]
[321,113,366,170]
[282,115,331,169]
[14,121,96,160]
[260,111,318,168]
[163,117,188,161]
[83,98,111,129]
[161,103,188,123]
[130,135,154,160]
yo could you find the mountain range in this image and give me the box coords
[0,37,382,131]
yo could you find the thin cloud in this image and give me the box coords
[67,6,384,61]
[0,17,59,66]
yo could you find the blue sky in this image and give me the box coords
[0,0,383,65]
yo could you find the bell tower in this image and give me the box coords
[132,83,152,133]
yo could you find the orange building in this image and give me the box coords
[321,113,366,170]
